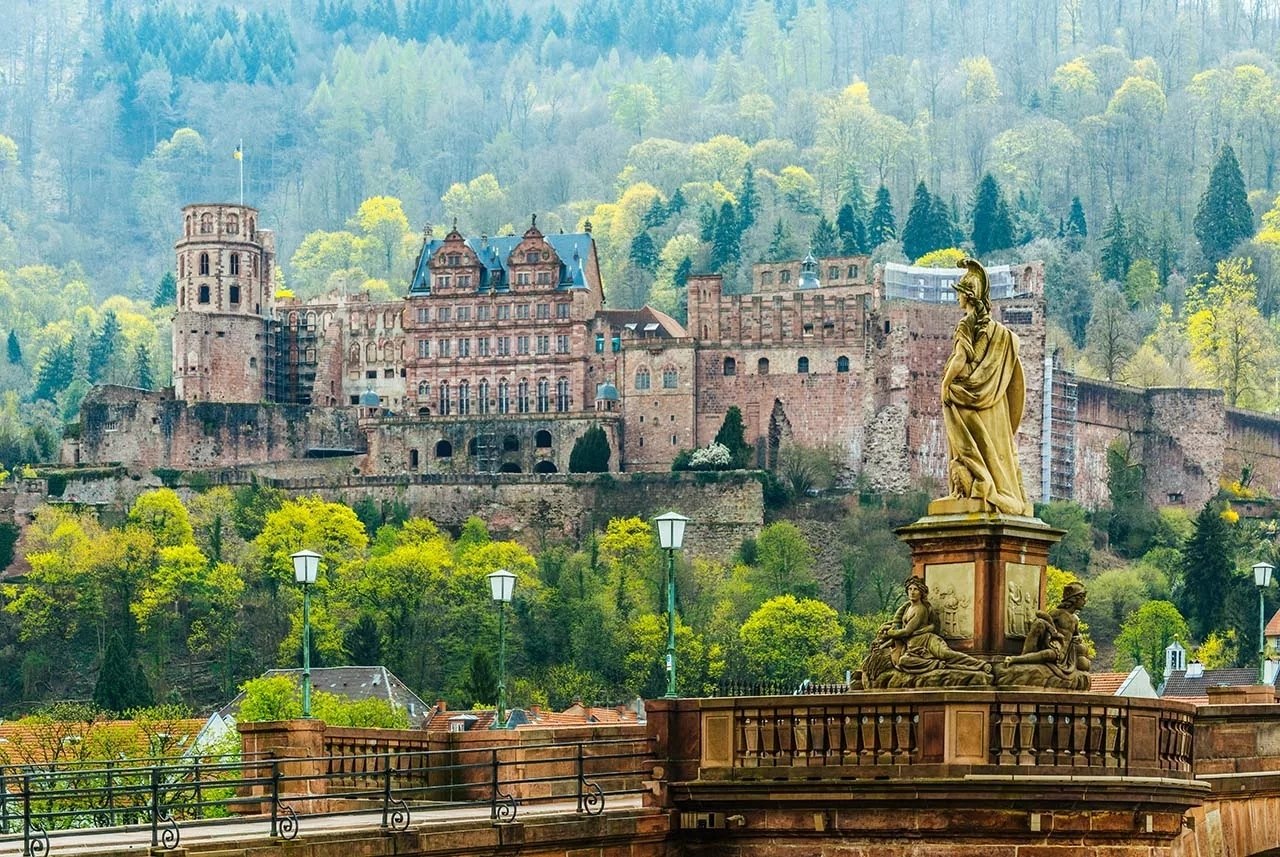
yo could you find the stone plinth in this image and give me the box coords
[896,512,1063,656]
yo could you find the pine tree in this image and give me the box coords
[344,614,383,665]
[94,632,154,713]
[710,201,740,271]
[153,272,176,308]
[134,342,154,391]
[1178,500,1238,641]
[629,232,658,272]
[1101,207,1132,282]
[739,163,758,232]
[836,204,867,255]
[6,330,21,365]
[569,425,611,472]
[867,185,897,248]
[902,182,935,261]
[1066,197,1088,250]
[970,174,1015,257]
[88,311,121,383]
[1194,144,1254,266]
[811,215,837,256]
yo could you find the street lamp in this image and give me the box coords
[487,568,516,729]
[291,549,322,719]
[654,512,689,699]
[1255,560,1275,684]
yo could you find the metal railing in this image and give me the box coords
[0,736,652,856]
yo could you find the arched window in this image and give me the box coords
[458,380,471,415]
[503,434,520,452]
[199,212,213,234]
[533,460,558,474]
[797,356,810,374]
[498,379,510,414]
[435,440,453,458]
[536,378,550,412]
[662,367,678,389]
[556,377,569,412]
[199,253,210,276]
[535,429,553,448]
[438,381,450,415]
[837,355,850,373]
[517,380,530,413]
[758,357,769,375]
[478,379,490,414]
[635,368,651,390]
[723,357,736,376]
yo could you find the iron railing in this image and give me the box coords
[0,736,652,856]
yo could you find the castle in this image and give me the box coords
[67,203,1280,514]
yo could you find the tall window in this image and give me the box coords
[498,379,510,414]
[199,253,210,275]
[458,381,471,415]
[438,381,451,415]
[478,379,490,414]
[635,368,651,390]
[537,378,550,412]
[517,380,530,413]
[556,377,570,412]
[663,368,678,389]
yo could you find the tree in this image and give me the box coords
[569,425,611,473]
[153,272,176,307]
[970,174,1014,257]
[1100,207,1131,282]
[902,181,935,260]
[1187,258,1277,408]
[713,406,752,467]
[867,185,896,247]
[738,595,843,686]
[93,632,154,713]
[754,521,816,598]
[1114,601,1190,677]
[7,330,22,365]
[1194,144,1254,266]
[1178,500,1236,641]
[1066,197,1088,249]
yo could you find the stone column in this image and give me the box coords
[896,513,1063,656]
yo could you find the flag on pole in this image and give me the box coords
[233,144,242,161]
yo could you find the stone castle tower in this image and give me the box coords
[173,203,276,403]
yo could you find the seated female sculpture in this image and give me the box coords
[861,576,993,688]
[938,258,1033,516]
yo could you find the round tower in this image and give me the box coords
[173,203,275,403]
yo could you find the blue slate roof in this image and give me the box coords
[408,232,594,295]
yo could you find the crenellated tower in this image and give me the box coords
[173,203,275,402]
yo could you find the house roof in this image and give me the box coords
[0,719,206,767]
[1160,666,1269,700]
[218,666,432,727]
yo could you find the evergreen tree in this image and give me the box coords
[33,338,77,402]
[867,185,897,247]
[710,201,740,271]
[902,182,935,260]
[1066,197,1088,249]
[836,203,867,255]
[629,232,658,272]
[93,632,154,713]
[1178,500,1238,641]
[88,311,121,383]
[739,163,758,232]
[1101,207,1132,282]
[6,330,20,365]
[344,614,383,665]
[970,174,1015,257]
[1194,144,1254,265]
[134,342,154,391]
[714,405,753,467]
[154,272,176,307]
[569,425,611,472]
[810,215,837,256]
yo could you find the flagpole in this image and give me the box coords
[238,138,244,207]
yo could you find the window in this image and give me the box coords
[517,335,530,355]
[595,333,605,353]
[438,382,450,415]
[663,368,678,389]
[435,439,453,458]
[498,379,510,414]
[458,338,470,357]
[537,303,550,319]
[536,335,550,355]
[198,285,210,304]
[516,304,530,319]
[457,306,471,321]
[478,379,490,414]
[230,254,240,276]
[229,285,241,304]
[477,305,490,320]
[556,334,569,354]
[828,266,839,280]
[199,253,210,276]
[458,381,471,414]
[517,380,530,413]
[723,357,736,376]
[837,355,850,373]
[417,307,430,324]
[556,303,570,319]
[478,337,490,356]
[537,378,550,412]
[556,377,569,412]
[797,356,810,374]
[497,305,511,320]
[497,336,511,356]
[635,368,651,390]
[418,339,430,358]
[536,429,553,448]
[780,270,791,283]
[438,339,451,358]
[758,357,770,375]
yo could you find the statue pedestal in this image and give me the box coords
[896,512,1064,657]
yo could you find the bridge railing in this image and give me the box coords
[669,691,1195,780]
[0,734,654,857]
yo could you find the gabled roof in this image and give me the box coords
[408,231,596,295]
[1160,666,1269,700]
[217,666,432,727]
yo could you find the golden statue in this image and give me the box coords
[935,258,1033,517]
